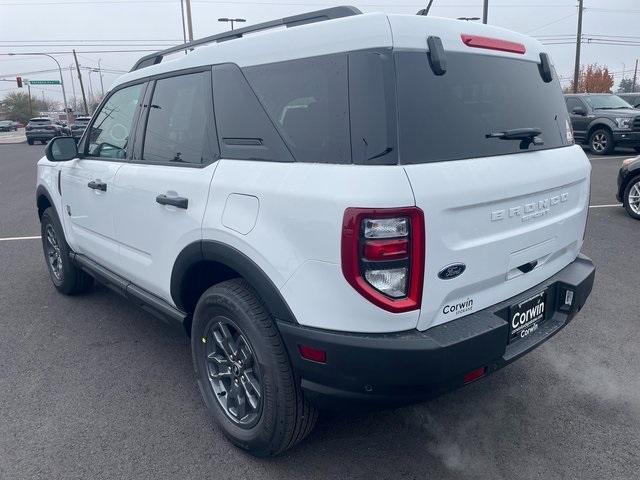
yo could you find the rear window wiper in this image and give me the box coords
[486,128,543,149]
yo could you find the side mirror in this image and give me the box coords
[45,136,78,162]
[571,106,586,116]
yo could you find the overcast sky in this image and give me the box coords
[1,0,638,105]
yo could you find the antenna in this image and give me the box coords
[417,0,435,16]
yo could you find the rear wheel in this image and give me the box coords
[623,175,640,220]
[191,278,317,456]
[589,128,614,155]
[634,146,640,153]
[40,207,94,294]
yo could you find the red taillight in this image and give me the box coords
[298,345,326,363]
[461,34,526,54]
[463,366,486,384]
[341,207,425,313]
[363,238,409,261]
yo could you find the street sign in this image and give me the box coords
[28,80,60,85]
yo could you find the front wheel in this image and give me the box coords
[40,207,94,294]
[623,175,640,220]
[589,128,614,155]
[191,278,317,456]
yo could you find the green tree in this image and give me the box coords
[0,91,56,123]
[617,78,638,94]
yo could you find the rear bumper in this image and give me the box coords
[26,132,56,140]
[278,254,595,409]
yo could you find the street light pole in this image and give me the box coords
[184,0,194,41]
[218,17,246,30]
[8,52,70,125]
[482,0,489,24]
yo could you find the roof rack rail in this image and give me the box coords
[130,6,362,72]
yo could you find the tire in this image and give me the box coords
[623,175,640,220]
[40,207,94,295]
[191,278,317,456]
[589,128,614,155]
[633,146,640,153]
[27,138,34,145]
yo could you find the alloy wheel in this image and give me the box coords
[628,182,640,215]
[45,224,63,281]
[591,133,607,153]
[203,317,263,428]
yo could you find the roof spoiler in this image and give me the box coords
[130,6,362,72]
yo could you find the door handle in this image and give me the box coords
[156,194,188,209]
[87,180,107,192]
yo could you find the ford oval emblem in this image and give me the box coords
[438,263,466,280]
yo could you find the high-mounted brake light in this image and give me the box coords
[461,34,526,54]
[341,207,425,313]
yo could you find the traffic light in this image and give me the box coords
[16,76,22,88]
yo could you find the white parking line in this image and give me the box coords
[587,155,633,161]
[589,204,622,209]
[0,236,41,242]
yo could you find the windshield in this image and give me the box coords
[30,119,51,123]
[0,121,10,125]
[584,95,632,110]
[396,51,572,164]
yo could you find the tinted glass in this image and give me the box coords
[87,83,143,159]
[396,51,571,164]
[348,50,397,165]
[243,54,350,164]
[566,97,584,113]
[142,72,218,164]
[212,63,293,162]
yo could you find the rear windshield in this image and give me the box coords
[396,51,572,164]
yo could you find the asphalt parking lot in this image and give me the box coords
[0,143,638,480]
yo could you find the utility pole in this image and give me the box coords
[573,0,584,93]
[184,0,194,41]
[482,0,488,24]
[633,59,638,93]
[69,65,77,111]
[180,0,188,53]
[97,59,104,96]
[73,49,89,115]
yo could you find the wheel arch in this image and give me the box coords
[170,240,297,327]
[586,121,614,141]
[36,184,56,220]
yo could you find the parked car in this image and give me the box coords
[36,7,595,456]
[70,115,91,140]
[25,117,65,145]
[617,155,640,219]
[565,93,640,155]
[0,120,18,132]
[618,93,640,108]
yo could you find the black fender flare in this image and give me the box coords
[170,240,297,324]
[36,184,57,219]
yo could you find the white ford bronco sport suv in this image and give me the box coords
[36,7,595,456]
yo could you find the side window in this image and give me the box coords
[87,83,143,159]
[243,54,350,164]
[566,97,583,113]
[348,50,397,165]
[142,71,218,164]
[212,63,293,162]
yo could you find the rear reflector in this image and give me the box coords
[461,34,526,54]
[298,345,326,363]
[463,366,487,384]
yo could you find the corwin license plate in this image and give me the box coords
[508,291,547,342]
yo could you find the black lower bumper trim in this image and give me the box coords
[278,254,595,409]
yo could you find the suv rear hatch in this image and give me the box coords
[388,17,590,331]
